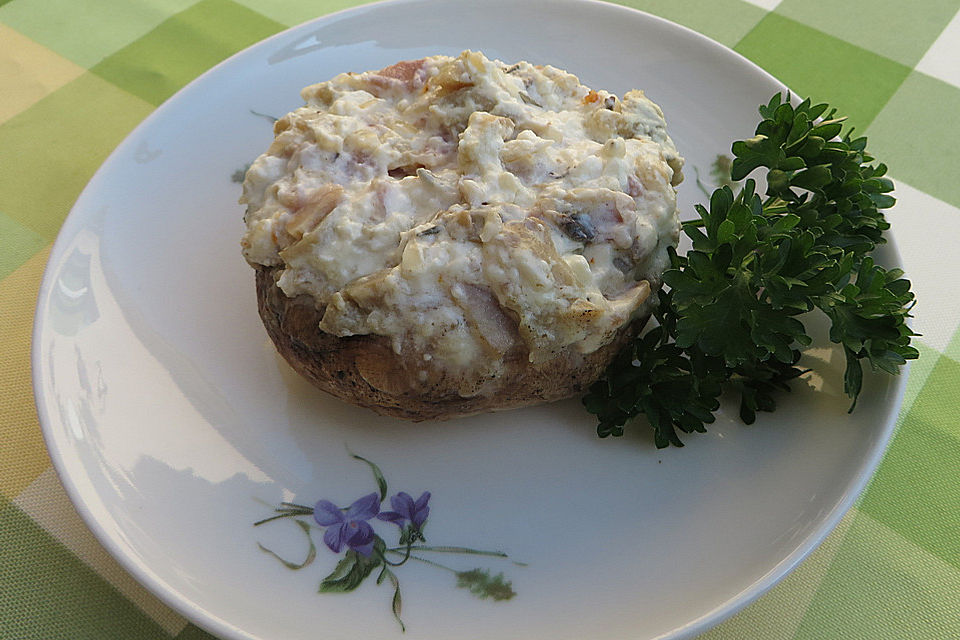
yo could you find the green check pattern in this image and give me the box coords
[2,0,959,638]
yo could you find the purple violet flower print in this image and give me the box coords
[255,453,518,632]
[378,491,430,531]
[313,492,381,556]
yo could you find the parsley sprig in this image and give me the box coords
[584,94,918,448]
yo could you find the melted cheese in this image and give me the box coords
[241,51,683,395]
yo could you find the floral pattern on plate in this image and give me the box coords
[254,451,521,631]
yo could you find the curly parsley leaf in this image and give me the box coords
[584,94,918,447]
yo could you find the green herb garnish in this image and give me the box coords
[583,93,918,448]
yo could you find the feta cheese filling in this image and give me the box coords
[241,51,683,394]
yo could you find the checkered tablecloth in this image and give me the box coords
[2,0,958,638]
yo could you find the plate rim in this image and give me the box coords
[30,1,911,639]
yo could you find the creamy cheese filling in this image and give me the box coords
[241,51,683,395]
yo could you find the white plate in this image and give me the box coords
[32,1,908,639]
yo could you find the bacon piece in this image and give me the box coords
[367,58,428,94]
[377,59,425,82]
